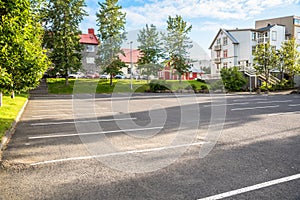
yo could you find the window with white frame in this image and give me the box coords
[217,38,221,45]
[86,57,95,64]
[223,37,228,46]
[252,32,256,41]
[272,31,277,41]
[86,45,95,52]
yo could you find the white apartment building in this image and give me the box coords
[209,24,285,77]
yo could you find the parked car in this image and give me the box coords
[100,74,110,79]
[114,74,125,79]
[87,72,100,79]
[68,72,85,79]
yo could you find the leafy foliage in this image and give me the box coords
[220,67,247,91]
[253,42,278,90]
[279,38,300,87]
[96,0,126,86]
[137,24,164,82]
[42,0,87,85]
[163,15,193,82]
[0,0,50,94]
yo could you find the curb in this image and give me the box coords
[0,98,29,156]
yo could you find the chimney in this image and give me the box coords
[88,28,94,35]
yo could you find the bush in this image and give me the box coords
[221,67,247,92]
[149,80,169,92]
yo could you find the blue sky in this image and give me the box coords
[80,0,300,57]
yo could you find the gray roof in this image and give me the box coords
[209,28,239,49]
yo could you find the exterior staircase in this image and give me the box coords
[240,66,280,86]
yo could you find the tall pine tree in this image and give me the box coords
[163,15,192,82]
[96,0,126,86]
[137,24,163,83]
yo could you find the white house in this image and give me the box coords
[209,24,286,88]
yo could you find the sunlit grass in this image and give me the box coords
[0,93,28,142]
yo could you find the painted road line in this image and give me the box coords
[231,105,279,111]
[28,126,163,140]
[203,102,248,107]
[198,173,300,200]
[29,112,119,118]
[233,98,268,102]
[30,117,136,126]
[288,104,300,107]
[30,141,206,166]
[268,111,300,116]
[257,100,292,104]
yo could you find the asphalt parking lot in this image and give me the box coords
[0,93,299,200]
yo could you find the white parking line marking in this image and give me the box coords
[289,104,300,107]
[29,112,119,118]
[257,100,292,104]
[203,102,248,107]
[30,141,206,166]
[28,126,163,139]
[233,98,268,102]
[268,111,300,116]
[231,105,279,111]
[30,117,136,126]
[198,173,300,200]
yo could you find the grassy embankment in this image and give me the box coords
[47,78,208,94]
[0,93,28,142]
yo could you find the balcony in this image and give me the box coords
[214,45,221,51]
[214,57,221,63]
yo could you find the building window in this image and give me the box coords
[216,64,220,70]
[252,46,256,55]
[217,51,221,58]
[294,18,300,25]
[252,32,256,41]
[223,37,228,46]
[86,57,95,64]
[217,38,221,45]
[223,49,228,58]
[272,31,277,41]
[86,45,95,52]
[223,62,228,69]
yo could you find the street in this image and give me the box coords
[0,93,299,200]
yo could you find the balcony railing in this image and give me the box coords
[214,45,221,51]
[214,57,221,63]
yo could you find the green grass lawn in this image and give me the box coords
[0,93,28,142]
[47,78,208,94]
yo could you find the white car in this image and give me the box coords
[100,74,109,79]
[68,72,85,79]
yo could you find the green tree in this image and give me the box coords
[137,24,163,83]
[0,0,50,103]
[220,67,247,92]
[96,0,126,86]
[42,0,87,86]
[163,15,192,82]
[280,38,300,87]
[253,42,278,91]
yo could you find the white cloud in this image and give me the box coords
[123,0,299,30]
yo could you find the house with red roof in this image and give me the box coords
[79,28,100,73]
[118,48,141,78]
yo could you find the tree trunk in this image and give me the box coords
[265,71,269,94]
[110,75,113,87]
[11,90,15,99]
[0,91,2,107]
[65,72,69,86]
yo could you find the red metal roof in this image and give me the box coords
[80,28,99,45]
[119,49,141,64]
